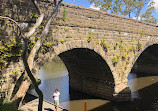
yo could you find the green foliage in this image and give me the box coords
[11,69,20,77]
[126,59,130,64]
[126,56,130,64]
[122,53,127,60]
[112,55,121,65]
[87,28,94,43]
[63,7,67,22]
[114,38,123,49]
[88,0,157,24]
[129,45,137,53]
[122,0,137,18]
[37,22,46,34]
[114,42,120,49]
[10,69,20,82]
[28,38,36,52]
[0,99,18,111]
[19,0,25,2]
[141,1,157,24]
[0,38,23,72]
[32,13,38,18]
[64,27,69,32]
[99,39,110,52]
[43,41,55,47]
[6,23,13,27]
[120,38,124,43]
[29,78,41,90]
[59,39,66,44]
[140,31,144,38]
[37,38,57,55]
[125,64,128,69]
[136,41,142,51]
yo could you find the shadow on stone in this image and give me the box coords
[11,71,25,100]
[44,108,54,111]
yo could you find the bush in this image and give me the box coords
[0,99,18,111]
[137,41,142,51]
[112,55,121,65]
[100,39,110,52]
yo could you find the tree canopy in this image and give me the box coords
[88,0,157,24]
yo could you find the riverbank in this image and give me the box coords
[21,93,67,111]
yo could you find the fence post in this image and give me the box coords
[84,101,87,111]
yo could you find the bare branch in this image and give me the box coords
[26,14,44,38]
[31,0,41,15]
[58,0,63,4]
[54,0,57,6]
[0,16,25,38]
[27,4,60,67]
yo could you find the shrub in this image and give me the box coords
[99,39,110,52]
[114,42,120,49]
[63,7,67,22]
[112,55,121,65]
[0,99,18,111]
[129,46,137,53]
[87,28,94,43]
[122,53,127,60]
[136,41,142,51]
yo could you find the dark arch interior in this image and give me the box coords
[59,48,114,83]
[132,44,158,77]
[58,48,115,100]
[127,45,158,111]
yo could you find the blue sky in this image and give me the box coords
[63,0,90,8]
[63,0,158,23]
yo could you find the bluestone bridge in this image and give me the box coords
[1,1,158,101]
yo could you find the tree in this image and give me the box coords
[111,0,124,14]
[0,0,63,110]
[122,0,137,18]
[135,0,147,20]
[88,0,157,24]
[141,1,157,24]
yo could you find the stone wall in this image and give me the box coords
[0,60,24,100]
[69,74,114,100]
[1,0,158,101]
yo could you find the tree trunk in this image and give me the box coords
[16,1,62,110]
[1,1,63,110]
[22,38,43,111]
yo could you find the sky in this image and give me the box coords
[63,0,158,22]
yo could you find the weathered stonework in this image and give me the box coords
[1,0,158,101]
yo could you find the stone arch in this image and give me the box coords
[52,40,117,83]
[125,38,158,78]
[37,40,118,100]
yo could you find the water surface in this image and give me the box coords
[29,61,158,111]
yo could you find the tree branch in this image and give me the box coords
[0,16,25,38]
[22,38,43,111]
[26,14,44,38]
[31,0,41,15]
[58,0,63,5]
[27,3,60,68]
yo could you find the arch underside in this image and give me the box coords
[59,48,115,100]
[132,44,158,75]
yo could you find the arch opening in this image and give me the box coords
[59,48,115,100]
[132,44,158,76]
[127,44,158,110]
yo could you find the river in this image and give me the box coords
[29,60,158,111]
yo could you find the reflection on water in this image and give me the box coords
[60,99,110,111]
[29,60,158,111]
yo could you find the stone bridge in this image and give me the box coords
[1,0,158,102]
